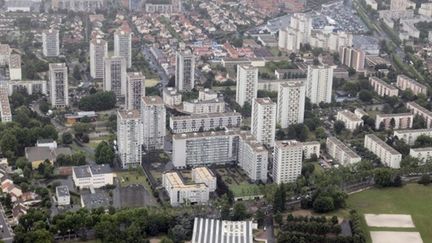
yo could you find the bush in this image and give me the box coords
[313,196,335,213]
[418,174,431,185]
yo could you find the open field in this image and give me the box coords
[347,184,432,243]
[370,231,423,243]
[215,167,264,197]
[115,169,152,192]
[146,79,160,87]
[365,214,415,228]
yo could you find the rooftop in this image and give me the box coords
[127,72,145,79]
[163,172,207,189]
[192,217,255,243]
[327,137,360,159]
[56,185,70,197]
[376,113,413,118]
[192,167,215,182]
[173,129,240,140]
[394,128,432,134]
[275,140,303,148]
[9,54,21,68]
[142,96,164,105]
[238,131,268,153]
[171,112,241,121]
[117,109,140,120]
[338,110,363,122]
[81,191,110,209]
[254,97,274,106]
[411,147,432,152]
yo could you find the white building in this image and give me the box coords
[396,75,427,95]
[42,29,59,57]
[8,54,21,80]
[117,110,142,169]
[170,112,242,133]
[175,51,195,91]
[272,140,303,184]
[90,39,108,79]
[163,87,182,106]
[419,3,432,17]
[364,134,402,168]
[409,147,432,163]
[394,129,432,145]
[336,110,364,131]
[192,218,256,243]
[7,80,47,95]
[406,102,432,128]
[0,44,11,66]
[198,89,218,101]
[278,13,312,51]
[309,31,353,52]
[236,65,258,107]
[375,113,413,130]
[49,63,69,108]
[72,164,113,189]
[390,0,415,10]
[365,0,378,10]
[56,185,70,206]
[0,85,12,123]
[103,56,127,98]
[52,0,104,12]
[192,167,217,191]
[141,96,166,151]
[339,46,365,71]
[259,78,307,92]
[302,141,320,159]
[369,77,399,97]
[354,108,368,119]
[36,139,57,149]
[183,98,225,114]
[126,72,145,110]
[114,29,132,68]
[306,65,334,104]
[326,137,361,165]
[251,97,276,147]
[238,132,269,182]
[277,81,306,128]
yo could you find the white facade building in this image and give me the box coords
[42,29,59,57]
[396,75,427,95]
[410,147,432,163]
[114,29,132,68]
[306,65,334,104]
[198,89,218,101]
[56,185,70,206]
[175,52,195,91]
[8,54,21,80]
[364,134,402,168]
[302,141,320,159]
[52,0,104,12]
[170,112,242,133]
[163,87,182,106]
[394,129,432,145]
[369,77,399,97]
[72,164,113,189]
[103,56,127,98]
[238,132,269,182]
[126,72,145,110]
[277,81,306,128]
[326,137,361,165]
[0,85,12,123]
[183,99,225,114]
[236,65,258,107]
[90,39,108,79]
[7,80,47,95]
[339,46,365,71]
[117,110,142,169]
[191,167,217,191]
[49,63,69,108]
[251,98,276,147]
[141,96,166,151]
[336,110,364,131]
[272,140,303,184]
[406,102,432,128]
[375,113,413,130]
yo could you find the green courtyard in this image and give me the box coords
[347,183,432,243]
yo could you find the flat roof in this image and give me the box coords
[411,147,432,152]
[254,97,274,106]
[171,112,241,121]
[163,172,207,189]
[192,217,254,243]
[81,191,110,209]
[127,72,145,79]
[192,167,215,182]
[327,137,361,159]
[238,131,268,153]
[394,128,432,134]
[90,164,112,175]
[73,165,92,178]
[142,96,164,105]
[117,109,140,119]
[56,185,69,197]
[376,113,413,118]
[365,134,401,155]
[275,140,303,148]
[173,129,240,140]
[338,110,363,122]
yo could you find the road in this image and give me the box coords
[264,214,275,243]
[141,46,169,87]
[0,203,13,243]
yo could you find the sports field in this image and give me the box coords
[348,183,432,243]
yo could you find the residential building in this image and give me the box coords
[51,0,104,11]
[396,75,427,95]
[163,87,182,106]
[172,130,239,168]
[302,141,320,159]
[36,139,57,149]
[170,112,241,133]
[198,89,218,101]
[141,96,166,150]
[56,185,70,206]
[364,134,402,168]
[0,85,11,123]
[354,108,368,119]
[25,146,72,169]
[410,147,432,163]
[277,81,306,128]
[326,137,361,165]
[369,77,399,97]
[238,132,269,182]
[6,80,47,95]
[103,56,127,98]
[406,102,432,128]
[272,140,303,184]
[390,0,415,10]
[183,98,225,114]
[306,65,334,104]
[117,110,142,169]
[162,171,212,207]
[278,13,312,51]
[236,64,258,107]
[72,164,113,189]
[191,218,256,243]
[5,0,42,12]
[258,78,307,92]
[365,0,378,10]
[42,29,59,57]
[375,113,413,130]
[339,46,365,71]
[191,167,217,191]
[337,110,364,131]
[114,29,132,68]
[419,2,432,17]
[175,51,195,91]
[309,31,353,52]
[394,128,432,145]
[126,72,145,110]
[251,98,276,147]
[49,63,69,108]
[8,54,21,80]
[90,39,108,79]
[0,44,11,66]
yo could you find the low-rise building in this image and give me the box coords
[183,98,225,114]
[337,110,364,131]
[72,164,113,189]
[56,185,70,206]
[36,139,57,149]
[191,167,217,191]
[6,80,47,95]
[409,147,432,163]
[302,141,320,159]
[169,112,241,133]
[375,113,413,130]
[198,88,218,101]
[25,147,72,169]
[406,102,432,128]
[163,87,182,106]
[326,137,361,165]
[394,128,432,145]
[354,108,368,119]
[364,134,402,168]
[396,75,427,95]
[369,77,398,97]
[191,217,257,243]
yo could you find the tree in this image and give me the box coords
[62,132,73,144]
[413,115,426,129]
[78,91,116,111]
[232,203,249,221]
[347,67,356,76]
[418,174,431,185]
[168,225,187,242]
[0,131,18,157]
[241,102,252,117]
[374,168,394,187]
[273,184,286,212]
[315,127,327,139]
[73,65,81,81]
[313,196,335,213]
[16,157,30,170]
[274,212,283,225]
[95,141,114,165]
[255,209,265,227]
[334,121,346,134]
[414,135,432,148]
[358,90,373,102]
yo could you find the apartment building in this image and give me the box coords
[326,137,361,165]
[375,113,413,130]
[126,72,145,110]
[191,167,217,191]
[42,29,59,57]
[114,29,132,68]
[49,63,69,108]
[277,81,306,128]
[369,77,399,97]
[170,112,242,133]
[394,128,432,145]
[258,78,307,92]
[117,110,142,169]
[183,98,225,114]
[364,134,402,168]
[0,85,11,123]
[162,87,182,106]
[336,110,364,131]
[198,89,218,101]
[236,64,258,106]
[410,147,432,163]
[354,108,368,119]
[8,54,21,80]
[7,80,47,95]
[306,65,334,104]
[278,13,312,51]
[396,75,427,95]
[103,56,127,98]
[0,44,11,66]
[406,102,432,128]
[251,98,276,147]
[72,164,113,189]
[302,141,320,159]
[52,0,104,12]
[390,0,415,10]
[339,46,365,71]
[90,39,108,79]
[141,96,166,151]
[175,51,195,91]
[238,132,269,182]
[272,140,303,184]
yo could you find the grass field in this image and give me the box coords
[347,184,432,243]
[146,78,160,87]
[115,169,152,192]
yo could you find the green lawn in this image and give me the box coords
[348,184,432,243]
[116,169,152,192]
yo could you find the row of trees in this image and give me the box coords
[78,91,116,111]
